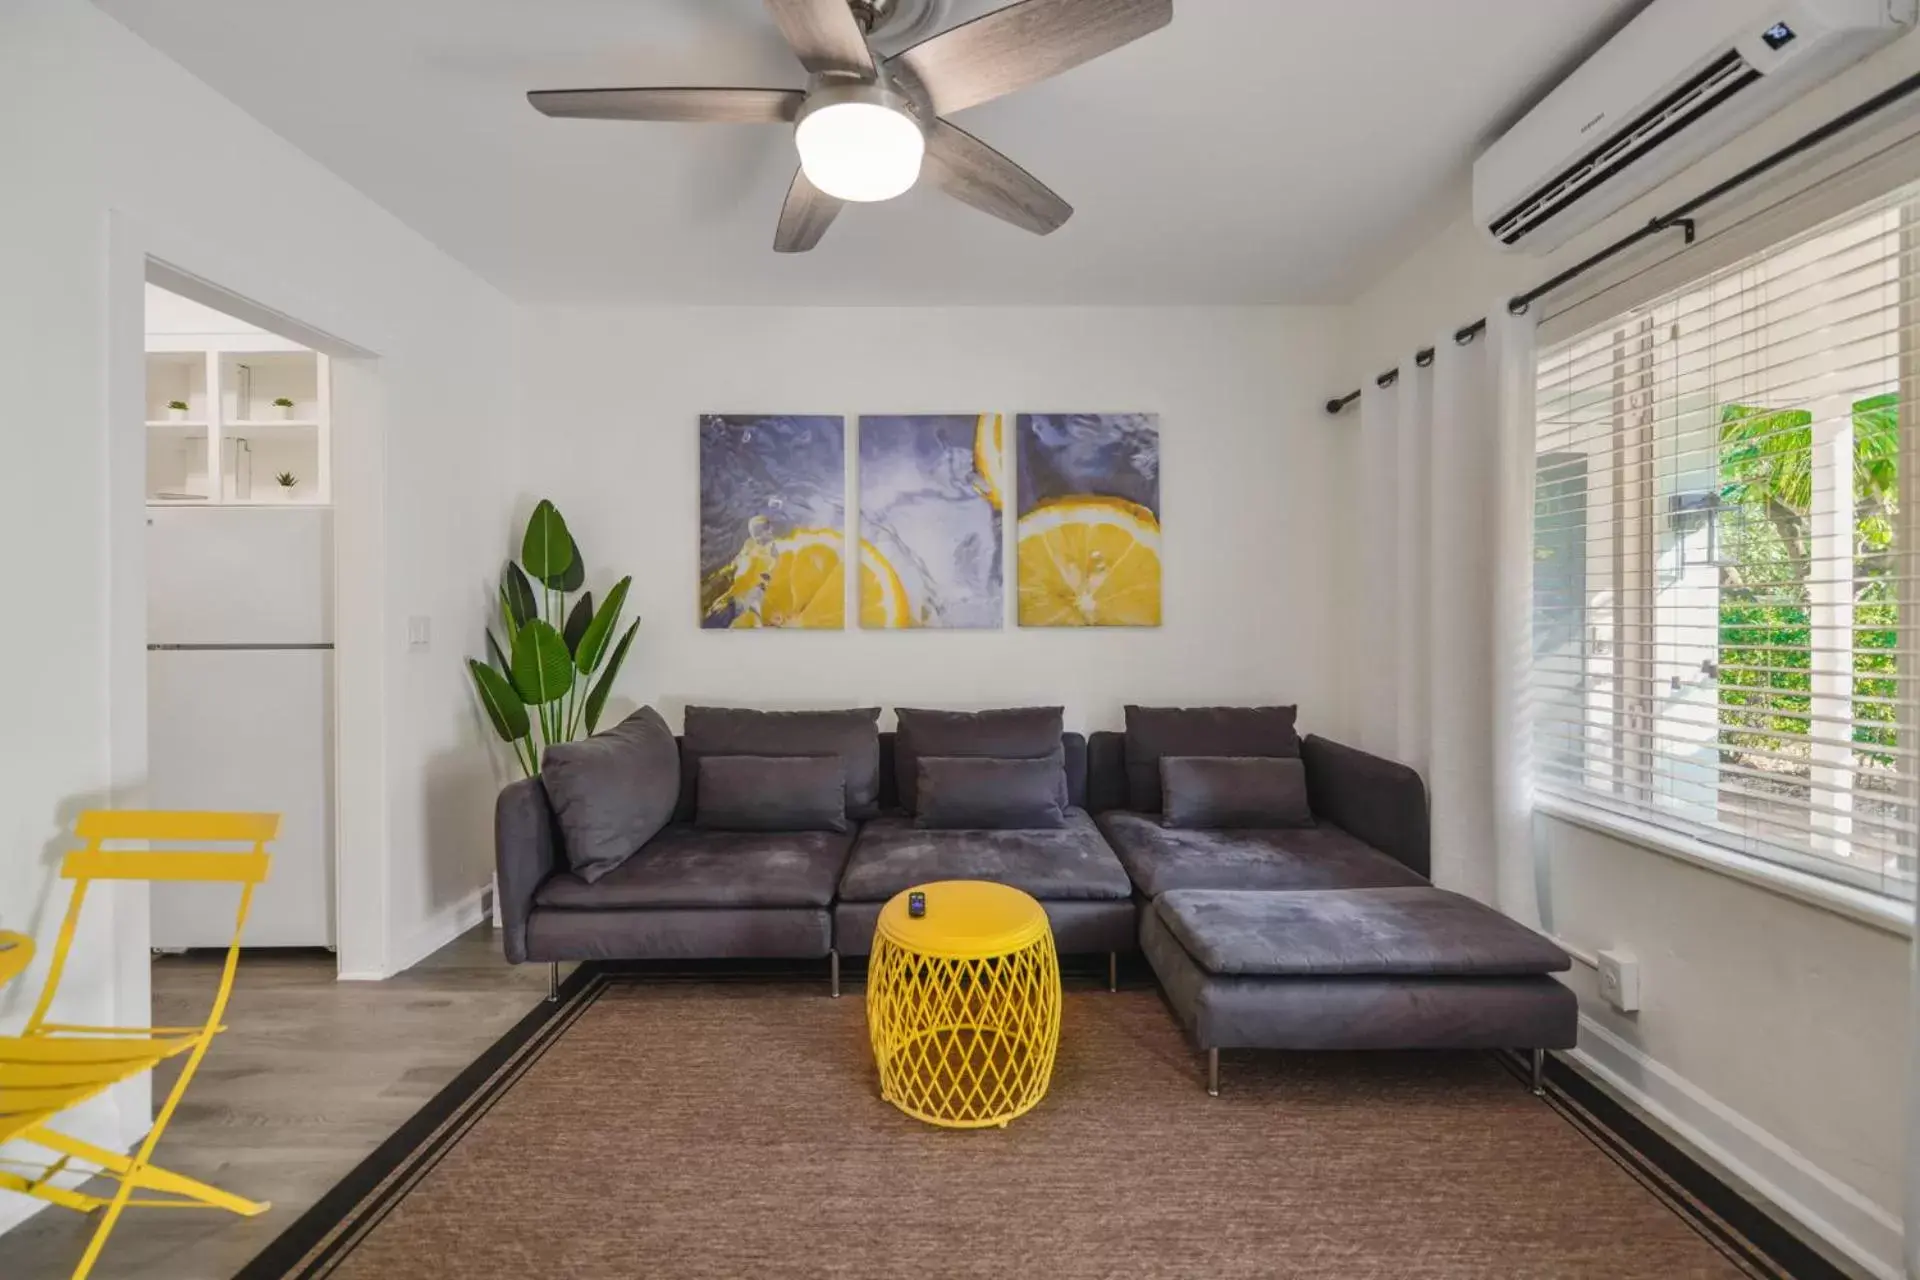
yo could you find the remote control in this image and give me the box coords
[908,891,926,918]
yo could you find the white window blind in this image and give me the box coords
[1532,180,1919,901]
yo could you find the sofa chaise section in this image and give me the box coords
[1141,887,1577,1096]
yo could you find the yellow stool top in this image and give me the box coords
[874,880,1049,960]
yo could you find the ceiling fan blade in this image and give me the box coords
[527,87,806,124]
[892,0,1170,116]
[774,168,844,253]
[924,119,1071,236]
[763,0,875,78]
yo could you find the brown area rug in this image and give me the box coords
[249,973,1774,1279]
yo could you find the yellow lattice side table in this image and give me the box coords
[866,880,1062,1129]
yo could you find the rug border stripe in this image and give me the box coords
[231,961,604,1280]
[1510,1049,1851,1280]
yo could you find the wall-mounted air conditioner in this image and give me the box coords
[1473,0,1916,255]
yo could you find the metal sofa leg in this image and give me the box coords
[1530,1048,1546,1097]
[1108,951,1118,993]
[830,949,840,999]
[1207,1047,1219,1098]
[547,962,559,1003]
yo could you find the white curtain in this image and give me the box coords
[1354,306,1538,918]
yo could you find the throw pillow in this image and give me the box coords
[914,756,1069,830]
[681,706,883,819]
[540,706,681,882]
[894,706,1066,814]
[696,755,849,833]
[1160,756,1313,829]
[1123,705,1300,812]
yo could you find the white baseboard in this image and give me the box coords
[1570,1015,1902,1280]
[336,884,490,982]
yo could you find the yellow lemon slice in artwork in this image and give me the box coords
[706,527,911,630]
[972,412,1004,512]
[752,528,845,628]
[861,541,912,629]
[1016,498,1162,627]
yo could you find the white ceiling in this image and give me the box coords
[96,0,1644,304]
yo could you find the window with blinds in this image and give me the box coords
[1532,181,1918,901]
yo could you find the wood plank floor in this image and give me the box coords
[5,927,565,1280]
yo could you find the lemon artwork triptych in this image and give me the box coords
[699,413,1160,630]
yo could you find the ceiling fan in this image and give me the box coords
[527,0,1172,252]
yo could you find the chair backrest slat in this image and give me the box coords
[74,811,279,844]
[61,850,270,885]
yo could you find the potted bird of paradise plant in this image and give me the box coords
[467,500,638,776]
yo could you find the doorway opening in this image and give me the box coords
[143,281,337,955]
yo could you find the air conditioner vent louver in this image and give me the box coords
[1489,50,1760,247]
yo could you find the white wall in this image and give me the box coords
[0,0,513,1233]
[511,306,1348,736]
[1335,32,1920,1280]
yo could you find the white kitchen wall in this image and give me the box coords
[0,0,513,1234]
[1333,32,1920,1279]
[511,305,1348,737]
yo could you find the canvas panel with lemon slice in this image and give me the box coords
[700,414,857,629]
[858,414,1004,629]
[1015,414,1161,627]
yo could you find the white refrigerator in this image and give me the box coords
[148,506,336,949]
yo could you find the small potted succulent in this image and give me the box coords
[275,471,299,500]
[166,399,190,423]
[272,396,296,421]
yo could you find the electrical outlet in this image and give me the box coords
[407,615,432,650]
[1596,948,1640,1013]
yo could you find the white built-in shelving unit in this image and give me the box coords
[145,333,330,506]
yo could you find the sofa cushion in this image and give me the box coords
[837,810,1133,903]
[1097,811,1428,897]
[1154,887,1572,977]
[539,706,680,883]
[534,824,853,910]
[1123,705,1299,811]
[682,706,882,819]
[1160,756,1311,829]
[915,756,1068,830]
[696,755,848,833]
[894,707,1065,813]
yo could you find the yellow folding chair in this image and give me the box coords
[0,810,277,1280]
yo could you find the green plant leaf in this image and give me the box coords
[503,561,537,628]
[574,576,632,674]
[521,500,576,586]
[584,618,639,734]
[497,584,520,651]
[562,591,595,657]
[485,629,510,674]
[468,659,530,742]
[545,544,585,593]
[510,619,574,707]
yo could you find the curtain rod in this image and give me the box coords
[1324,67,1920,417]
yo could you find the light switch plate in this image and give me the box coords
[407,615,431,650]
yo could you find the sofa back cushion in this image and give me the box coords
[695,755,849,833]
[1123,705,1300,812]
[1160,756,1312,830]
[894,707,1065,814]
[540,706,681,882]
[681,706,882,819]
[914,756,1070,830]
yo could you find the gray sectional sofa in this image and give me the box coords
[497,726,1138,995]
[494,704,1575,1092]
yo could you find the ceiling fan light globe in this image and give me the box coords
[795,100,925,203]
